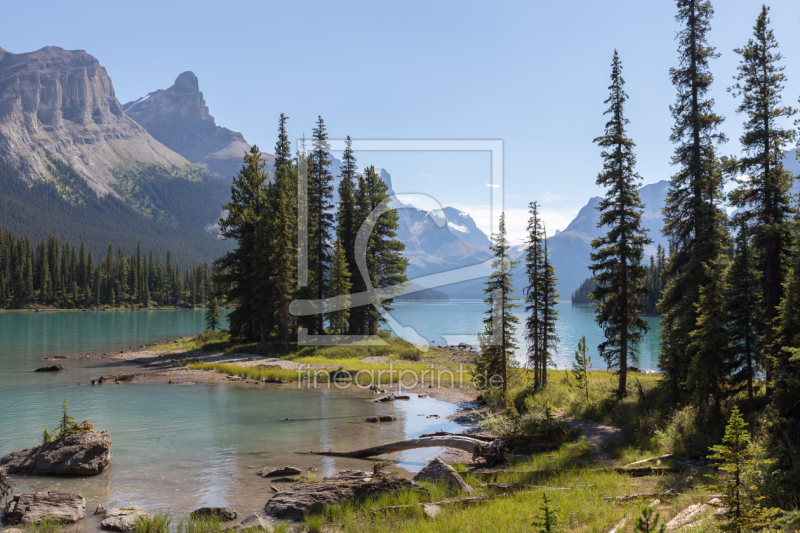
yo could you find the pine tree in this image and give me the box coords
[634,505,667,533]
[707,406,780,532]
[215,145,271,342]
[475,213,520,393]
[308,116,335,334]
[660,0,728,393]
[269,114,297,351]
[572,336,592,403]
[56,398,78,439]
[326,238,352,335]
[687,256,732,411]
[336,137,359,334]
[205,297,221,332]
[531,493,560,533]
[540,231,559,387]
[728,5,798,393]
[726,222,762,408]
[589,51,651,397]
[523,201,545,389]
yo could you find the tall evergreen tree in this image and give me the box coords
[687,255,732,411]
[523,201,545,389]
[327,238,352,335]
[215,145,271,342]
[660,0,729,393]
[308,116,335,334]
[270,114,298,351]
[475,213,520,393]
[336,137,358,333]
[726,222,762,408]
[540,230,560,388]
[205,297,221,332]
[589,51,651,397]
[728,5,797,391]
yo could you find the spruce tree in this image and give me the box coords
[523,201,545,389]
[270,114,298,351]
[215,145,271,342]
[336,137,358,334]
[728,5,797,392]
[360,166,407,335]
[475,213,520,393]
[308,116,335,334]
[660,0,728,393]
[205,297,221,332]
[540,231,559,387]
[589,51,651,397]
[634,505,667,533]
[572,336,592,403]
[687,256,732,411]
[726,221,762,408]
[327,238,352,335]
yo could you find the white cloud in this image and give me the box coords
[449,204,579,245]
[485,183,500,188]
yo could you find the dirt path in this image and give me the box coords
[555,412,623,461]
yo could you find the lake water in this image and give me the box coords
[0,303,661,529]
[0,310,464,529]
[389,300,662,371]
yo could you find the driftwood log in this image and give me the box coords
[623,454,675,468]
[462,466,683,479]
[418,431,495,442]
[301,436,508,465]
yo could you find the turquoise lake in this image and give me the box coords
[0,303,661,528]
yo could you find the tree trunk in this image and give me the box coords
[301,436,507,464]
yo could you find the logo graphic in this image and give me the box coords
[290,140,504,349]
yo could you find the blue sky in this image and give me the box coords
[4,0,800,242]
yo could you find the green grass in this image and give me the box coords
[133,512,172,533]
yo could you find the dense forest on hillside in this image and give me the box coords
[0,160,232,265]
[0,225,215,309]
[572,244,667,315]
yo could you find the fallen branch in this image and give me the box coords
[300,436,508,464]
[418,431,495,442]
[372,493,512,513]
[462,466,683,478]
[623,454,675,468]
[602,491,678,502]
[486,483,595,490]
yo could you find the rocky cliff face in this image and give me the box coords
[0,46,187,195]
[124,72,273,180]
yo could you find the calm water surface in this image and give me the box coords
[0,310,464,529]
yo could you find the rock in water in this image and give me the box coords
[191,507,237,521]
[257,466,301,478]
[413,458,474,494]
[0,424,112,475]
[365,415,397,422]
[98,506,150,532]
[35,365,65,372]
[3,490,86,524]
[264,470,413,519]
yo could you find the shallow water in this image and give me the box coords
[0,310,464,529]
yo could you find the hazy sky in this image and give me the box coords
[4,0,800,242]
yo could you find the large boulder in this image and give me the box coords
[257,467,300,478]
[0,424,112,476]
[413,458,474,494]
[96,505,150,532]
[264,470,413,519]
[3,490,86,524]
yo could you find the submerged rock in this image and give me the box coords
[413,457,474,494]
[191,507,237,521]
[98,505,150,532]
[257,466,301,478]
[3,490,86,524]
[366,415,397,423]
[0,423,112,476]
[264,469,413,519]
[35,365,65,372]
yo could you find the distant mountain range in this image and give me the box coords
[1,45,797,294]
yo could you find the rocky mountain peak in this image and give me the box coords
[124,73,272,180]
[0,46,187,194]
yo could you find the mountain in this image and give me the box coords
[0,46,232,264]
[123,72,274,180]
[0,46,187,195]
